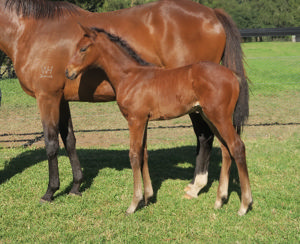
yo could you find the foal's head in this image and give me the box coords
[66,24,99,80]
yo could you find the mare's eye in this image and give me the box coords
[80,46,88,53]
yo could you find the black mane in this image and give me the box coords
[92,27,152,67]
[5,0,81,19]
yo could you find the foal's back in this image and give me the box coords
[118,61,239,121]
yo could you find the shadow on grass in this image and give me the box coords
[0,146,240,205]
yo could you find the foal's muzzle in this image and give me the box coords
[65,68,77,80]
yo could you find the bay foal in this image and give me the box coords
[66,26,253,215]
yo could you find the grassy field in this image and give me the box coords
[0,42,299,243]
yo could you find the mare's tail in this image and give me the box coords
[214,8,249,135]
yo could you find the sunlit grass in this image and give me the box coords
[0,42,299,242]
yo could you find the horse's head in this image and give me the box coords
[66,24,99,80]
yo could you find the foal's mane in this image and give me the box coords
[91,27,152,67]
[5,0,81,19]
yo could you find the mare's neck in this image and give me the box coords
[0,3,24,61]
[95,33,142,91]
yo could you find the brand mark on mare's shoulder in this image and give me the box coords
[40,65,53,79]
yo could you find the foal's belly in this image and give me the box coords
[150,101,201,121]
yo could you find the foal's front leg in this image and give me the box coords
[126,117,148,214]
[141,127,154,205]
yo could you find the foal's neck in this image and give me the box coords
[95,33,144,90]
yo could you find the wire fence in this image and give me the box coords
[0,31,299,148]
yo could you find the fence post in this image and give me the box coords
[292,35,300,42]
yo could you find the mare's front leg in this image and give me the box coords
[59,99,83,196]
[126,117,148,214]
[37,93,62,202]
[184,113,214,199]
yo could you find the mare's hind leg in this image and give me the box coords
[126,117,148,214]
[214,143,232,209]
[59,99,83,196]
[37,93,62,202]
[184,113,214,199]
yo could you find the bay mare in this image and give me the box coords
[0,0,249,204]
[66,26,252,215]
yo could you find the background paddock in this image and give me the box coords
[0,42,299,242]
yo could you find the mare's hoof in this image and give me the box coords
[39,198,51,204]
[40,194,53,203]
[183,193,195,200]
[184,186,191,192]
[69,191,82,197]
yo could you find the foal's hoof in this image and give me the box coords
[238,207,247,216]
[214,196,228,210]
[126,200,145,215]
[214,200,223,210]
[126,205,137,215]
[238,200,253,216]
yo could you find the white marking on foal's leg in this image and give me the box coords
[184,172,208,199]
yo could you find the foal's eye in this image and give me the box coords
[80,46,88,53]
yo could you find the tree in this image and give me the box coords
[197,0,300,29]
[99,0,155,12]
[64,0,105,12]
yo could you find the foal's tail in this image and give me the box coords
[214,9,249,135]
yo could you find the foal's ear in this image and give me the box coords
[78,23,97,41]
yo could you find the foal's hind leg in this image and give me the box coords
[214,143,232,209]
[184,113,214,199]
[211,120,252,215]
[59,99,83,196]
[202,108,252,215]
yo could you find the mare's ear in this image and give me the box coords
[78,23,97,41]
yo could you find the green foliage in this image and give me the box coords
[64,0,105,12]
[63,0,300,28]
[198,0,300,28]
[65,0,156,12]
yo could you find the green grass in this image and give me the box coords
[244,42,300,95]
[0,42,300,243]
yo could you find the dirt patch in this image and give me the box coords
[1,98,299,149]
